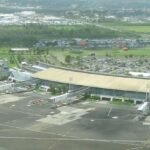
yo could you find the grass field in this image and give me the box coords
[102,23,150,33]
[33,47,150,64]
[31,47,150,60]
[1,47,150,61]
[111,101,134,106]
[91,48,150,57]
[115,26,150,33]
[55,47,150,58]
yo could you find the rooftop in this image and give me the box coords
[32,67,150,93]
[10,48,30,52]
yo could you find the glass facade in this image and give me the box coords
[37,79,146,101]
[90,87,146,100]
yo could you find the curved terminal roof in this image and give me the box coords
[32,68,150,93]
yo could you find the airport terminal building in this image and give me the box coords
[32,67,150,103]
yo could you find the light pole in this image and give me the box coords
[68,77,73,104]
[68,77,73,92]
[146,83,150,102]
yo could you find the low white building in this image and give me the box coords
[8,68,32,82]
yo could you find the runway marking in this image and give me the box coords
[112,116,119,119]
[0,122,78,139]
[50,112,55,114]
[90,119,95,122]
[107,107,112,117]
[127,147,144,150]
[0,105,43,117]
[2,120,17,124]
[0,122,147,147]
[0,136,146,146]
[5,107,43,117]
[143,122,150,126]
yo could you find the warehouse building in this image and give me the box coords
[32,67,150,103]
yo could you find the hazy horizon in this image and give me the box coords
[1,0,150,9]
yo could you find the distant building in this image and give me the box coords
[8,68,32,82]
[10,48,30,53]
[0,60,9,80]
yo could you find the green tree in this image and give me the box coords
[17,53,24,63]
[65,55,71,63]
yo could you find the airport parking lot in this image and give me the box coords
[0,92,150,150]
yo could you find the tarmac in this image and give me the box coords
[0,92,150,150]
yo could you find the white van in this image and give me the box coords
[39,85,50,92]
